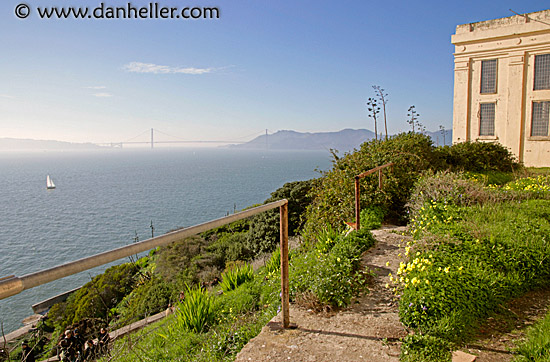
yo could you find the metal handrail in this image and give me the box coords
[0,199,291,327]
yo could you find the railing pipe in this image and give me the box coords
[0,199,288,302]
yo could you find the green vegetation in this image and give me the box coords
[360,205,385,230]
[219,263,254,292]
[98,225,375,361]
[21,134,548,362]
[302,133,520,244]
[290,228,375,309]
[303,132,443,241]
[174,284,216,333]
[102,273,281,362]
[514,309,550,361]
[394,172,550,361]
[435,140,521,172]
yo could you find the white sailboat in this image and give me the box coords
[46,175,56,189]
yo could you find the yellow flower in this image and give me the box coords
[385,283,390,289]
[425,279,430,285]
[337,257,341,262]
[444,267,450,273]
[386,261,390,267]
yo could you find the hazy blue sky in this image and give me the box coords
[0,1,547,144]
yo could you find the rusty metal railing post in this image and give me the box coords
[378,169,383,189]
[279,201,290,328]
[354,176,361,231]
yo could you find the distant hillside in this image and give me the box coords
[229,129,376,152]
[0,138,102,150]
[229,128,453,151]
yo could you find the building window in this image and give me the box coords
[534,54,550,90]
[480,59,497,93]
[531,101,550,137]
[479,103,495,136]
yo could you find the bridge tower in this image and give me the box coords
[151,128,154,149]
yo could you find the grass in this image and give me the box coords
[526,167,550,176]
[100,228,376,362]
[395,176,550,361]
[101,276,280,362]
[514,309,550,361]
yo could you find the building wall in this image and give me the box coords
[452,10,550,167]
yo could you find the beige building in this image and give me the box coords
[452,10,550,167]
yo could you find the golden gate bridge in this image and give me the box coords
[96,128,268,148]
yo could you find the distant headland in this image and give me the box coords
[0,138,103,151]
[228,129,452,153]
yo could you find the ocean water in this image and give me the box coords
[0,148,331,333]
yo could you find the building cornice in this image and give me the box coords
[452,10,550,45]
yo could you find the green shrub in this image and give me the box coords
[175,284,216,333]
[220,263,254,292]
[155,235,208,284]
[360,205,385,230]
[47,263,138,330]
[436,141,521,172]
[207,231,252,268]
[246,180,316,256]
[290,228,375,309]
[302,132,443,244]
[115,276,175,324]
[401,334,452,362]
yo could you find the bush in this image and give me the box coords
[155,235,209,284]
[174,284,216,333]
[401,334,452,362]
[115,276,175,324]
[360,205,385,230]
[207,231,252,268]
[302,132,443,244]
[436,141,521,172]
[246,180,316,256]
[220,263,254,292]
[47,263,138,330]
[406,171,511,219]
[290,228,375,309]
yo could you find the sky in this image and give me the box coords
[0,0,548,145]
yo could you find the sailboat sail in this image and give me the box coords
[46,175,56,189]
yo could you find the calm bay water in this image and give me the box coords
[0,148,331,333]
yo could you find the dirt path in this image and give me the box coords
[462,287,550,362]
[234,226,409,362]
